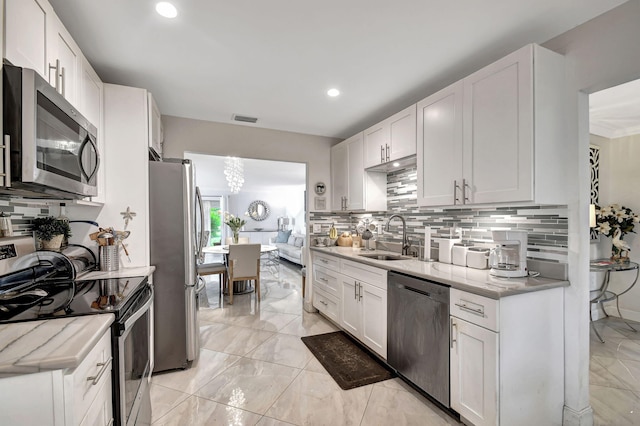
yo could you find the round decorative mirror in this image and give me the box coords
[247,200,270,221]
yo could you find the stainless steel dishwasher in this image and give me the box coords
[388,271,450,408]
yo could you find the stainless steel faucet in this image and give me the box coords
[386,214,410,255]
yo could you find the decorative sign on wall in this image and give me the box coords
[590,145,600,241]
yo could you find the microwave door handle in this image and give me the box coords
[78,135,100,183]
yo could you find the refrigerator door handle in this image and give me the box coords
[196,186,206,263]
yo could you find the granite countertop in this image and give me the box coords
[80,265,156,280]
[0,315,114,378]
[311,246,569,299]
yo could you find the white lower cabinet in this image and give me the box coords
[450,316,498,426]
[450,287,564,426]
[0,327,113,426]
[311,252,388,359]
[339,259,387,359]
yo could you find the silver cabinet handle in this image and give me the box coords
[60,66,66,97]
[1,135,11,187]
[354,281,357,300]
[319,300,328,306]
[385,144,390,162]
[463,179,471,204]
[318,277,328,282]
[455,302,485,316]
[453,180,461,204]
[358,282,363,301]
[380,145,385,163]
[87,357,112,385]
[49,59,60,91]
[319,259,328,264]
[450,318,457,349]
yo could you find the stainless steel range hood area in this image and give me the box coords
[365,155,416,173]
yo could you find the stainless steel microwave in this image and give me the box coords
[2,62,99,199]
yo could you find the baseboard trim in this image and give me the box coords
[563,404,594,425]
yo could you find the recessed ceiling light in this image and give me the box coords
[327,88,340,97]
[156,2,178,18]
[393,162,400,167]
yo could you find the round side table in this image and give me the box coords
[589,259,639,343]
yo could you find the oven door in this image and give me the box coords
[115,284,153,426]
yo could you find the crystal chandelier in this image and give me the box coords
[224,157,244,193]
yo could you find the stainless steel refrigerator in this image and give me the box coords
[149,159,205,372]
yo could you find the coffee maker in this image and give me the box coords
[489,230,528,278]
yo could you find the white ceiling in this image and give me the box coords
[589,78,640,139]
[185,153,306,195]
[48,0,626,139]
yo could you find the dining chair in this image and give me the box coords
[197,231,227,296]
[227,244,261,305]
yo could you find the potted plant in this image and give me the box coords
[32,216,72,250]
[594,204,639,263]
[223,212,246,244]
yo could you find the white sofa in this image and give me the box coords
[270,231,305,266]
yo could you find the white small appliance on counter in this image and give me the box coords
[489,230,529,277]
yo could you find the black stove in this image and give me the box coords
[0,275,149,324]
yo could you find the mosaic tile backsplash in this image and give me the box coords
[0,199,50,236]
[310,167,568,263]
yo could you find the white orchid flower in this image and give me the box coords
[614,210,629,222]
[598,222,611,235]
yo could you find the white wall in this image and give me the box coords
[162,115,339,227]
[599,133,640,321]
[227,189,305,233]
[543,0,640,423]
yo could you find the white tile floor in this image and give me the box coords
[150,259,640,425]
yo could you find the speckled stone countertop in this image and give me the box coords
[0,315,114,377]
[310,247,569,299]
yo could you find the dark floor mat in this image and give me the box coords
[301,331,395,390]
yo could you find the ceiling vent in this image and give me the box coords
[232,114,258,124]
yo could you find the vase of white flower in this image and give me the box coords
[224,212,246,244]
[595,204,639,264]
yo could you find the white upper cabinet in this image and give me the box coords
[5,0,51,78]
[417,44,566,207]
[5,0,83,106]
[47,14,81,105]
[331,133,386,212]
[417,81,464,206]
[364,104,417,169]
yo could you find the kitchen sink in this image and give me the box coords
[358,253,411,261]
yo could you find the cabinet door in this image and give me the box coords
[417,81,464,207]
[79,376,113,426]
[388,104,417,161]
[330,142,348,211]
[363,122,387,169]
[346,133,364,210]
[340,277,361,336]
[463,46,533,204]
[48,15,81,105]
[451,317,498,426]
[5,0,51,78]
[360,282,387,358]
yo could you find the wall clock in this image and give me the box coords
[314,182,326,195]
